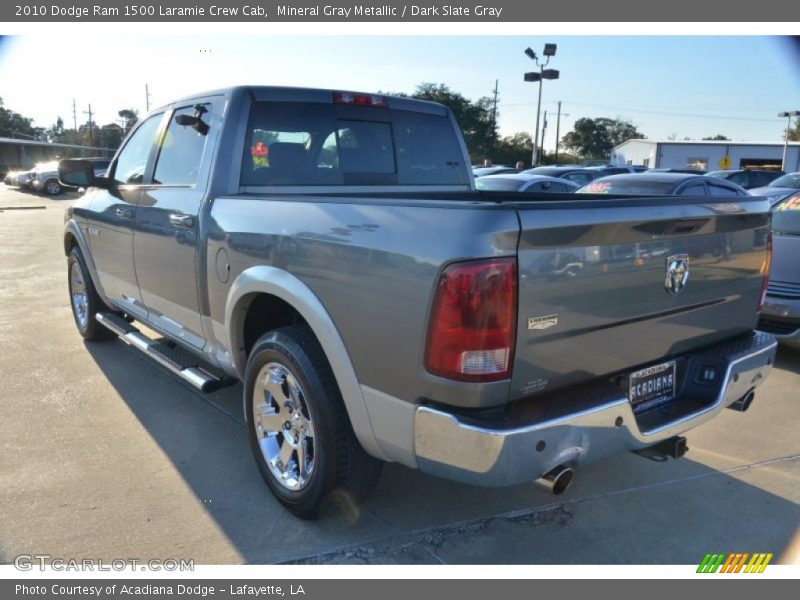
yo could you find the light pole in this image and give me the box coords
[779,111,800,171]
[524,43,559,167]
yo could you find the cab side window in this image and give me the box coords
[112,114,163,185]
[153,105,211,186]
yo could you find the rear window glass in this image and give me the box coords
[773,194,800,234]
[240,101,468,187]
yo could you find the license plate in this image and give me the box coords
[628,360,676,408]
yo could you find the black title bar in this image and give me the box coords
[4,0,800,21]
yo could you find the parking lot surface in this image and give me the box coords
[0,184,798,565]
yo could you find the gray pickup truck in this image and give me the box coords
[59,86,777,518]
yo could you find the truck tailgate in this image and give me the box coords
[510,197,771,401]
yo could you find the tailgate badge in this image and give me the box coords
[528,314,558,330]
[665,254,690,296]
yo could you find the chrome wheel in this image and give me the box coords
[46,180,61,195]
[252,362,315,491]
[70,260,88,329]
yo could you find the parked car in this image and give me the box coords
[472,165,519,177]
[649,168,707,175]
[706,169,784,190]
[576,173,748,196]
[748,172,800,206]
[586,165,648,176]
[475,173,581,193]
[59,85,776,518]
[757,193,800,347]
[521,166,600,186]
[30,161,65,196]
[5,168,35,188]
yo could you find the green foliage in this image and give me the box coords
[561,117,645,159]
[408,83,497,162]
[0,97,44,140]
[789,120,800,142]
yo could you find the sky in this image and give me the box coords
[1,35,799,150]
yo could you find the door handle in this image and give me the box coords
[115,207,135,220]
[169,213,194,228]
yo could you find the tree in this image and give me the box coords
[788,119,800,142]
[408,83,497,162]
[0,97,43,140]
[492,132,533,166]
[560,117,644,160]
[118,109,139,134]
[703,134,730,141]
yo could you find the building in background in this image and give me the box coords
[0,137,113,177]
[611,140,800,171]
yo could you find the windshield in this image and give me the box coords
[769,173,800,189]
[475,177,526,192]
[773,194,800,234]
[577,179,675,195]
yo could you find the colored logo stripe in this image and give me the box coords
[697,552,772,573]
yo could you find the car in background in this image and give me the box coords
[521,166,600,186]
[475,173,581,193]
[757,193,800,347]
[30,161,64,195]
[4,168,35,188]
[748,172,800,207]
[706,169,783,190]
[587,165,648,176]
[649,167,707,175]
[576,172,749,196]
[472,165,520,177]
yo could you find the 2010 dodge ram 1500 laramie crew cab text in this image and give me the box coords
[59,86,777,518]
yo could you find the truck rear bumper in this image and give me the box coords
[414,331,777,487]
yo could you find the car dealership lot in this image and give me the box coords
[0,184,798,566]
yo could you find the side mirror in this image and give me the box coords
[175,113,209,136]
[59,159,96,188]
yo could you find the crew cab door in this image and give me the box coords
[86,113,165,318]
[132,100,219,349]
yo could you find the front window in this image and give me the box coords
[112,114,163,185]
[686,157,708,170]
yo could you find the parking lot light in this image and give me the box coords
[525,43,560,166]
[779,110,800,171]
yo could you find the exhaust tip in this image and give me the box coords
[541,465,574,495]
[729,389,756,412]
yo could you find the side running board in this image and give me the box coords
[95,312,233,393]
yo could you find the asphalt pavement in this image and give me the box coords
[0,184,797,565]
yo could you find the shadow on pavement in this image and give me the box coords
[84,340,799,564]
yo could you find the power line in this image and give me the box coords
[500,99,785,123]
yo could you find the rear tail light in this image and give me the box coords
[757,230,772,313]
[425,258,517,382]
[333,91,387,107]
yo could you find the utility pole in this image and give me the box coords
[490,79,499,154]
[72,99,77,132]
[145,84,151,112]
[554,101,569,164]
[83,104,94,146]
[779,111,800,171]
[540,111,548,163]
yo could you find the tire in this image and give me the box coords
[67,246,114,341]
[44,179,62,196]
[245,326,382,519]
